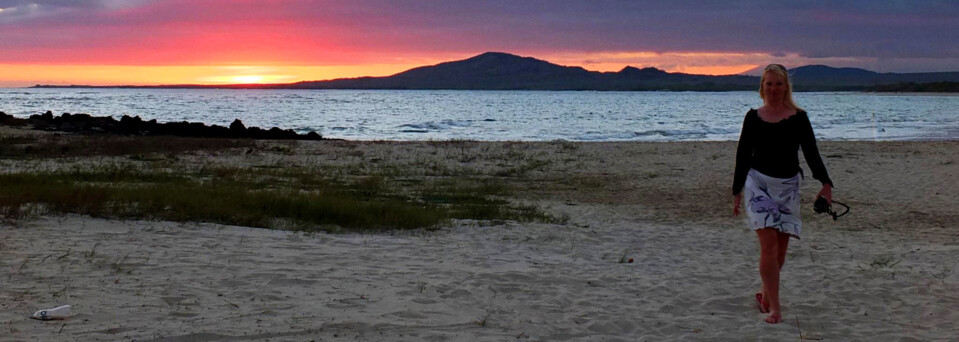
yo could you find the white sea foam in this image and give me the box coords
[398,119,472,132]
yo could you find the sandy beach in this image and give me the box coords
[1,131,957,341]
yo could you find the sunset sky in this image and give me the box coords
[1,0,956,87]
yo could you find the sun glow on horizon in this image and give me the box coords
[0,63,430,87]
[198,66,297,84]
[674,64,758,75]
[231,75,267,84]
[200,73,294,85]
[0,50,869,87]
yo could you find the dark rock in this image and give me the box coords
[119,115,143,135]
[0,111,27,126]
[208,125,230,138]
[73,113,93,121]
[30,111,54,122]
[247,127,264,138]
[229,119,246,134]
[3,111,324,140]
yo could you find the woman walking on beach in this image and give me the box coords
[731,64,834,324]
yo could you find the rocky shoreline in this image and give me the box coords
[0,111,322,140]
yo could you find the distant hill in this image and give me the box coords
[738,65,765,76]
[288,52,601,90]
[33,52,959,91]
[285,52,757,91]
[788,65,959,90]
[739,64,959,91]
[865,81,959,92]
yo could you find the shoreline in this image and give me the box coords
[1,132,957,340]
[3,120,958,144]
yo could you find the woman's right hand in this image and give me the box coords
[733,193,742,216]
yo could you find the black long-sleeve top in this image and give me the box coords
[732,109,833,195]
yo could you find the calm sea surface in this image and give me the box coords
[1,88,956,141]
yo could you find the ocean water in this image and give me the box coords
[1,88,957,141]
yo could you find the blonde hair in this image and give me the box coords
[759,64,802,110]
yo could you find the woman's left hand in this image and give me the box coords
[733,193,742,216]
[816,184,833,205]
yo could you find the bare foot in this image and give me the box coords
[765,313,783,324]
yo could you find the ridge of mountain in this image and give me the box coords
[32,52,959,91]
[287,52,756,91]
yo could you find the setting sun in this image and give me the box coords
[230,75,267,84]
[198,67,301,84]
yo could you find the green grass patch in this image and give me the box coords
[0,134,562,231]
[0,166,560,231]
[419,179,564,224]
[0,171,444,231]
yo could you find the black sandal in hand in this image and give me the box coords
[813,196,849,220]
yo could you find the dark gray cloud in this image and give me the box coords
[347,0,959,59]
[0,0,147,23]
[0,0,148,8]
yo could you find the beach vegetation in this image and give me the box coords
[16,256,29,274]
[475,310,492,327]
[0,135,562,232]
[0,170,434,231]
[859,254,901,271]
[0,134,255,158]
[87,243,100,262]
[112,253,131,274]
[551,140,579,152]
[930,265,952,284]
[493,158,551,177]
[870,255,901,269]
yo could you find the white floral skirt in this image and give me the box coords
[744,169,802,239]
